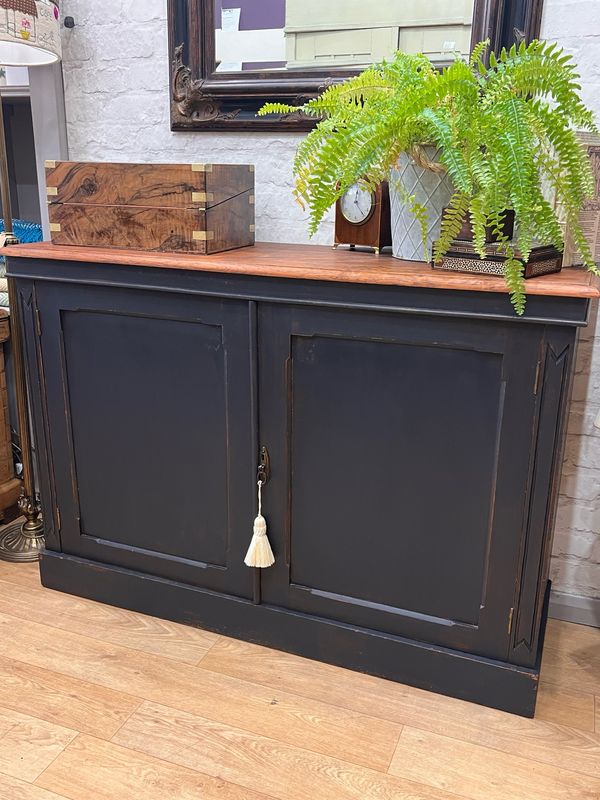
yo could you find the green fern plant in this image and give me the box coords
[259,41,598,314]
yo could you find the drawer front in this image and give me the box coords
[34,281,256,598]
[258,303,544,660]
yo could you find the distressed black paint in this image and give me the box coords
[9,252,584,717]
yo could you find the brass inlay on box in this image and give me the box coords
[193,230,215,241]
[46,187,58,196]
[191,164,213,172]
[249,195,255,205]
[249,224,256,233]
[192,192,214,203]
[44,160,57,169]
[49,223,62,232]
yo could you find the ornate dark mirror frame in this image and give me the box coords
[169,0,545,131]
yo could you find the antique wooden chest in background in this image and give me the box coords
[45,161,255,254]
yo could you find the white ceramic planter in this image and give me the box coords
[389,147,454,261]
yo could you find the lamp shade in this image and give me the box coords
[0,0,60,66]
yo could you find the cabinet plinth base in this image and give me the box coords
[39,549,543,718]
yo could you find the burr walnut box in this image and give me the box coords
[45,161,255,255]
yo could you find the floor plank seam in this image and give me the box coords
[33,732,85,789]
[0,646,401,773]
[0,579,598,799]
[48,733,287,800]
[0,768,31,785]
[384,724,404,773]
[107,699,144,743]
[0,602,216,668]
[130,698,401,775]
[194,633,222,666]
[196,655,591,740]
[0,653,147,709]
[400,721,600,783]
[108,722,474,800]
[0,772,71,800]
[12,726,79,786]
[195,658,415,726]
[540,676,600,697]
[0,721,16,744]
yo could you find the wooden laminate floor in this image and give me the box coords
[0,560,597,800]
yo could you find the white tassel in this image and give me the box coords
[244,481,275,568]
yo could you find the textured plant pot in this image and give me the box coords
[389,147,454,261]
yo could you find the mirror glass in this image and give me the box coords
[214,0,476,73]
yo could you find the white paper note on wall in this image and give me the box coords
[222,8,241,32]
[216,28,285,66]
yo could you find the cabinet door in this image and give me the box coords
[258,304,542,660]
[36,281,255,598]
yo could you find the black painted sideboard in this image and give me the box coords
[8,242,599,717]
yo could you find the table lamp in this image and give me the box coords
[0,0,61,561]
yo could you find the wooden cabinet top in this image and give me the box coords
[7,241,600,299]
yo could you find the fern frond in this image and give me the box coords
[504,254,526,315]
[469,39,489,68]
[261,41,598,313]
[433,191,470,263]
[257,102,302,117]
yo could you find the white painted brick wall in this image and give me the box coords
[59,0,334,246]
[59,0,600,601]
[541,0,600,602]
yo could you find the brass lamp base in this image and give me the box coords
[0,492,44,562]
[0,518,44,562]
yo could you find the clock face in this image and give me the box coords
[340,182,374,225]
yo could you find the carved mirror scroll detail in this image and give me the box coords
[168,0,545,131]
